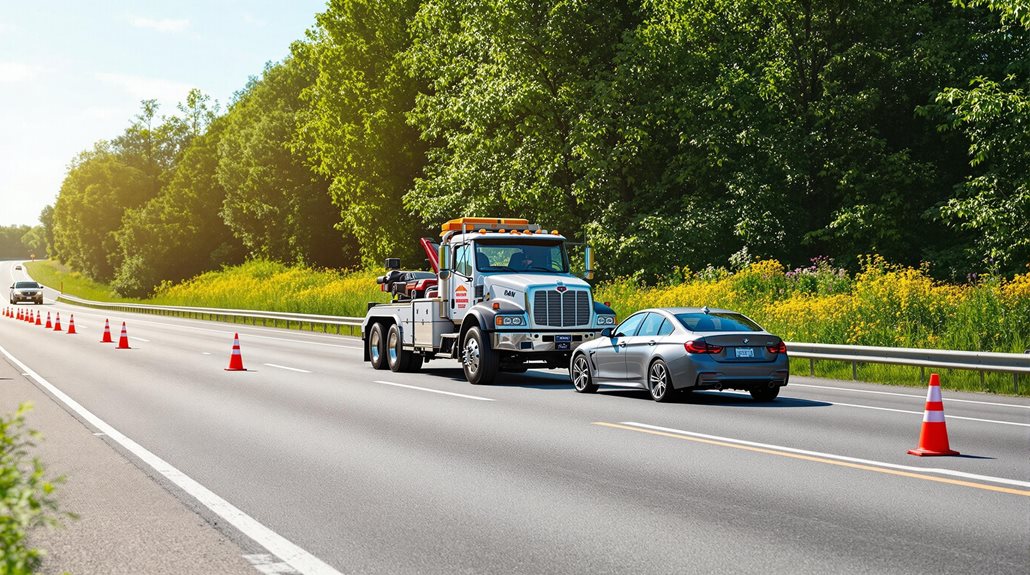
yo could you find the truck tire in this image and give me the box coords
[462,326,498,385]
[368,322,388,370]
[387,324,423,373]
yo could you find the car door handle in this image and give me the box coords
[648,340,656,346]
[618,342,626,348]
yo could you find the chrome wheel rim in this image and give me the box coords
[572,356,590,390]
[388,329,399,365]
[464,337,480,374]
[370,328,382,363]
[650,362,667,399]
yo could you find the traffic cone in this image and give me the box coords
[67,315,77,334]
[225,333,246,371]
[16,309,22,321]
[100,319,113,343]
[53,312,62,332]
[116,322,130,349]
[34,311,41,326]
[45,312,52,329]
[908,373,959,456]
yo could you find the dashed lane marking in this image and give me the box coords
[264,363,312,374]
[790,382,1030,410]
[374,380,495,402]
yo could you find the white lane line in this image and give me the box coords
[790,382,1030,410]
[374,380,494,402]
[132,337,151,343]
[0,344,343,575]
[828,401,1029,427]
[264,363,312,374]
[201,352,212,355]
[619,422,1030,489]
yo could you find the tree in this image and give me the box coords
[302,0,428,269]
[217,55,353,268]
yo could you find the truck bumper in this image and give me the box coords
[491,330,602,353]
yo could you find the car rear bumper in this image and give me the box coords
[668,354,790,391]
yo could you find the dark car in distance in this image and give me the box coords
[570,307,789,402]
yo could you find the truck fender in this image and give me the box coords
[362,315,397,362]
[458,306,495,347]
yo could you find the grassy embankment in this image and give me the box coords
[26,258,1030,395]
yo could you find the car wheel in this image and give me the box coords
[368,323,388,370]
[648,359,675,402]
[571,354,597,393]
[462,326,498,385]
[750,385,780,402]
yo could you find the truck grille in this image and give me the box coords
[533,289,590,327]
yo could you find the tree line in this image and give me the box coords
[28,0,1029,296]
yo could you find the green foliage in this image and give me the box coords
[0,226,32,259]
[218,55,353,269]
[301,0,428,268]
[0,404,67,574]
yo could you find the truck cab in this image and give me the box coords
[362,218,616,385]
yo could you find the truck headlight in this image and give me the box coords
[597,316,615,325]
[495,315,526,327]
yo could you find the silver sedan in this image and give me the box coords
[570,307,789,402]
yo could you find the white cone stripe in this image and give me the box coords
[923,410,946,423]
[927,386,942,402]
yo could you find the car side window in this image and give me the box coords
[657,318,674,336]
[637,313,666,337]
[614,313,646,337]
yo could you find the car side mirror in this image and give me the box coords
[601,327,613,338]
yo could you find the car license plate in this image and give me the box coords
[555,334,572,351]
[735,347,755,358]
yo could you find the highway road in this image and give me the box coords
[2,260,1028,574]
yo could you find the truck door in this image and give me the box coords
[449,242,475,322]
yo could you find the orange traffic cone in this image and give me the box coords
[225,333,246,371]
[53,312,62,331]
[908,373,959,456]
[45,312,52,329]
[100,319,113,343]
[34,311,41,326]
[16,309,22,321]
[116,322,130,349]
[67,315,77,334]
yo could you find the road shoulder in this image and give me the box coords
[0,355,258,575]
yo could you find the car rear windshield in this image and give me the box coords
[676,312,762,332]
[14,282,40,289]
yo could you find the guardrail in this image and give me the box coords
[56,293,1029,392]
[56,294,364,334]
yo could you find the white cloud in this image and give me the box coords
[96,72,195,106]
[130,16,189,32]
[0,61,39,83]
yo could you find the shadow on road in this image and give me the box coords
[596,388,831,408]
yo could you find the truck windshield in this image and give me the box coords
[474,239,569,273]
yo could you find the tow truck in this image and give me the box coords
[362,217,616,384]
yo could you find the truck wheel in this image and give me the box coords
[387,324,423,373]
[368,322,388,370]
[462,326,498,385]
[571,354,597,393]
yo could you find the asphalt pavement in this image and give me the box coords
[1,260,1027,574]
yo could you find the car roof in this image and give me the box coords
[631,307,739,315]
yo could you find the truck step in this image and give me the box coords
[439,333,459,357]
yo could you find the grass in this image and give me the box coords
[25,257,1030,395]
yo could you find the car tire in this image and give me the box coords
[387,324,423,372]
[750,385,780,402]
[368,322,388,370]
[462,326,498,385]
[648,359,675,402]
[571,354,597,393]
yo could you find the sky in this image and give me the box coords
[0,1,328,227]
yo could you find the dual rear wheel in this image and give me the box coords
[368,322,422,372]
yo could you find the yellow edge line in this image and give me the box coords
[592,422,1030,497]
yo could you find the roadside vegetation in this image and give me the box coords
[27,258,1030,395]
[0,404,67,575]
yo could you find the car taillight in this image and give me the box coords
[685,340,722,354]
[767,341,787,354]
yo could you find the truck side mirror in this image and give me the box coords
[385,258,401,270]
[438,244,451,280]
